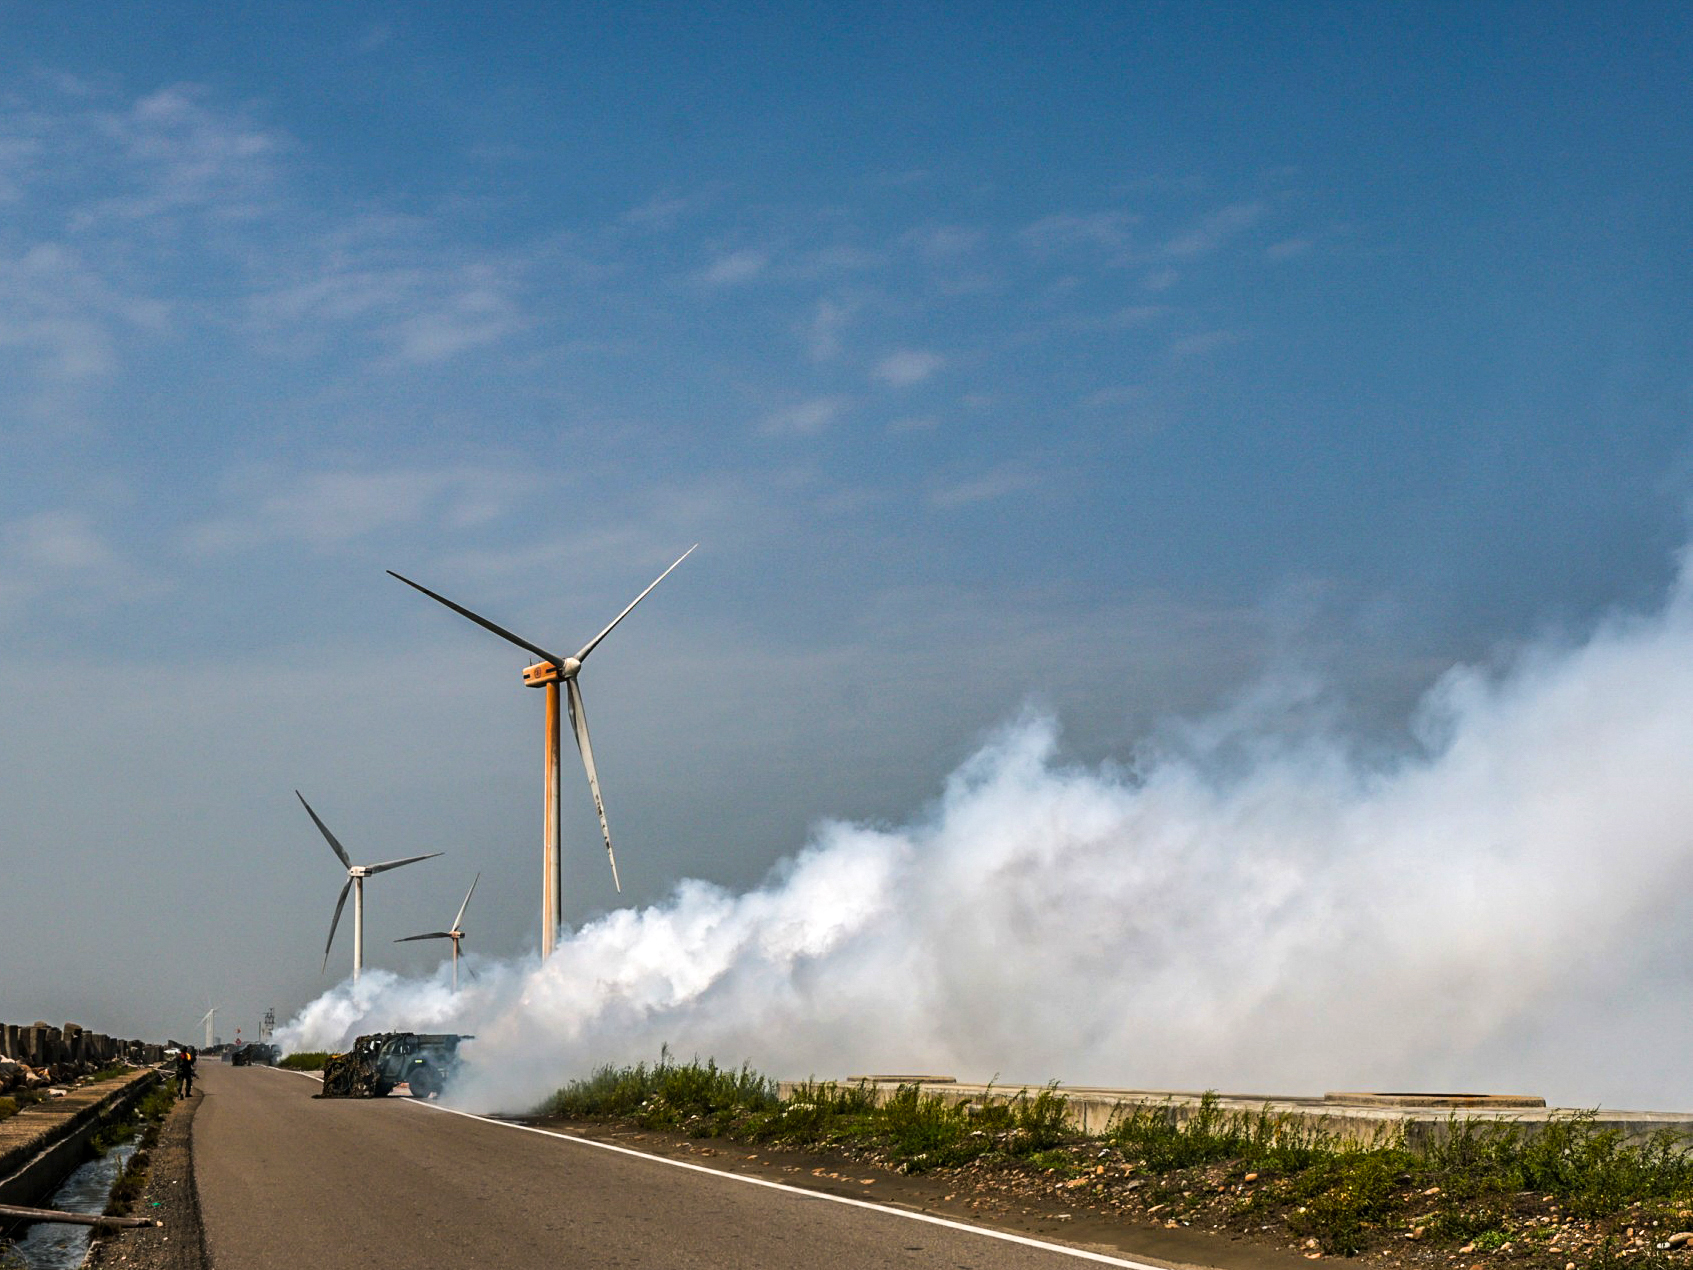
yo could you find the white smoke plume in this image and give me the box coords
[279,558,1693,1114]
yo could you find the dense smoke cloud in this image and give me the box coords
[279,558,1693,1113]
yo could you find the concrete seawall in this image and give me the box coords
[775,1078,1693,1151]
[0,1067,160,1208]
[1,1021,164,1077]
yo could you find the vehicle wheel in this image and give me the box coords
[408,1065,440,1099]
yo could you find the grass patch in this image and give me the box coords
[279,1051,330,1071]
[1109,1093,1339,1173]
[544,1056,1067,1173]
[543,1049,778,1137]
[540,1062,1693,1258]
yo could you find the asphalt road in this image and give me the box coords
[191,1063,1169,1270]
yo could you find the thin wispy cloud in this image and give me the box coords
[805,297,857,361]
[1161,201,1265,259]
[185,467,536,555]
[700,248,770,285]
[621,187,724,232]
[761,396,850,436]
[928,465,1036,509]
[1267,237,1313,261]
[0,130,44,203]
[74,84,286,229]
[888,414,940,433]
[872,349,944,388]
[0,243,170,384]
[354,22,396,53]
[1021,210,1135,260]
[1082,385,1142,409]
[0,509,157,620]
[902,224,986,261]
[1168,329,1244,360]
[245,222,528,366]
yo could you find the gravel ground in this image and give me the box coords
[85,1090,206,1270]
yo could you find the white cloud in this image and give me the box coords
[872,349,944,388]
[1081,385,1141,409]
[0,242,170,385]
[0,509,158,620]
[928,465,1035,509]
[386,273,523,365]
[245,223,527,367]
[888,415,940,434]
[620,187,722,232]
[760,396,849,437]
[0,131,43,203]
[4,509,116,571]
[902,224,986,260]
[74,84,285,229]
[1020,210,1134,259]
[700,249,769,285]
[1168,329,1243,360]
[185,468,535,555]
[1161,201,1265,260]
[805,298,856,362]
[354,22,396,53]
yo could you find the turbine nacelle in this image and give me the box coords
[521,657,581,687]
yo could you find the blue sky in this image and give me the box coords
[3,3,1691,1052]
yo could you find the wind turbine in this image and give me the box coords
[395,873,480,991]
[388,545,695,958]
[296,790,442,983]
[199,1008,216,1050]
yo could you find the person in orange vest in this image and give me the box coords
[176,1046,197,1097]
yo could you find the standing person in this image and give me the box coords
[176,1046,197,1097]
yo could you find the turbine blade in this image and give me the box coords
[323,877,352,973]
[572,545,697,663]
[365,851,443,875]
[296,790,352,870]
[566,678,621,892]
[395,932,453,942]
[451,872,480,933]
[387,571,567,667]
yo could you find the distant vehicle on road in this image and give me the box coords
[230,1043,280,1067]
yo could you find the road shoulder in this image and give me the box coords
[86,1086,207,1270]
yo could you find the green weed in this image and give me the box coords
[544,1050,777,1136]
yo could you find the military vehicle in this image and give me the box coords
[317,1032,472,1099]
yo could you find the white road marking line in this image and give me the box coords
[267,1064,1174,1266]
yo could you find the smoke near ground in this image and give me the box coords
[279,557,1693,1114]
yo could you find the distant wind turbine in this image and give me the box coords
[296,791,442,983]
[388,545,695,958]
[395,873,480,991]
[199,1007,216,1050]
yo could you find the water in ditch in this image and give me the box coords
[7,1138,138,1270]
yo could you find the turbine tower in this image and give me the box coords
[199,1008,215,1050]
[388,545,695,958]
[396,873,480,991]
[296,791,442,983]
